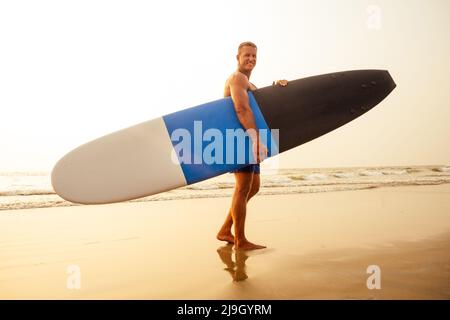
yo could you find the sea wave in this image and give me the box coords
[0,189,55,197]
[433,166,450,172]
[1,165,449,211]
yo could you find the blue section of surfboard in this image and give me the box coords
[51,69,396,205]
[163,92,278,185]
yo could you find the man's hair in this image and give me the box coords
[238,41,257,55]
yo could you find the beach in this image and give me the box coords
[1,183,449,299]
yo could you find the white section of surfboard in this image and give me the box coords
[51,117,187,204]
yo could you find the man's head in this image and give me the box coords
[236,41,257,74]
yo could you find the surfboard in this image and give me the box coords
[51,69,396,204]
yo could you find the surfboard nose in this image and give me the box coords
[253,69,397,153]
[381,69,397,95]
[353,69,396,107]
[339,69,396,115]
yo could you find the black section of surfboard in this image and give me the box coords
[252,70,396,153]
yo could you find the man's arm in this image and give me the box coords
[229,73,268,162]
[229,73,259,142]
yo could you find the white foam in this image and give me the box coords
[185,183,219,190]
[382,169,408,175]
[302,173,328,181]
[359,170,383,176]
[264,176,293,183]
[333,172,356,178]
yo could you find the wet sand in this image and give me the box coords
[0,184,449,299]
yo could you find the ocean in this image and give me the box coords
[1,165,449,211]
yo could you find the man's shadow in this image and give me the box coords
[216,244,249,282]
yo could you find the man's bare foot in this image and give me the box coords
[235,240,266,251]
[217,232,235,244]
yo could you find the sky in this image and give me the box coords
[0,0,449,172]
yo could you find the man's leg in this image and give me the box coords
[231,172,265,250]
[217,172,260,244]
[216,208,235,243]
[246,173,260,202]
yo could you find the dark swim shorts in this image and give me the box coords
[231,164,260,174]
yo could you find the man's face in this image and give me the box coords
[237,46,257,72]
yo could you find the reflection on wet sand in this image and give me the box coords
[216,244,249,282]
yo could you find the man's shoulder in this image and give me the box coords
[228,71,248,86]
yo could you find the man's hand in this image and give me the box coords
[252,140,268,164]
[273,79,288,87]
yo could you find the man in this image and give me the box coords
[216,41,288,250]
